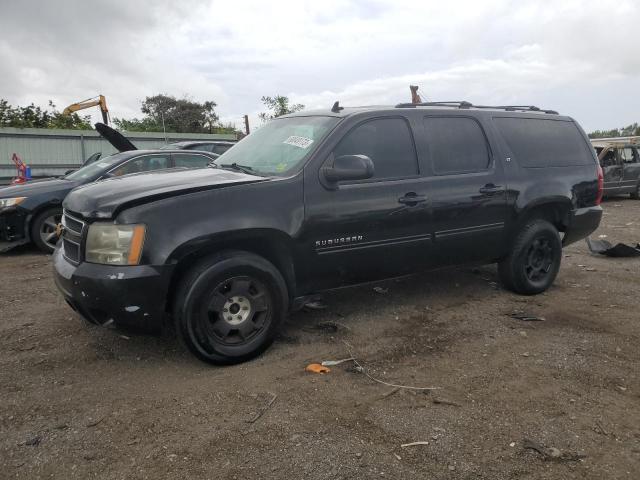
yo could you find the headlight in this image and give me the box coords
[85,223,146,265]
[0,197,26,208]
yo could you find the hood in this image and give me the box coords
[0,178,76,199]
[95,122,137,152]
[64,167,266,219]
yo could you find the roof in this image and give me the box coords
[170,140,236,146]
[118,149,219,156]
[590,136,639,147]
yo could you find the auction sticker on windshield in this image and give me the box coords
[283,136,314,149]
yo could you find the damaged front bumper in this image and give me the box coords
[52,246,174,331]
[0,207,29,252]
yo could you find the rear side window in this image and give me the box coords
[213,144,233,155]
[333,117,418,180]
[173,153,211,168]
[423,117,490,175]
[494,117,593,168]
[110,154,170,176]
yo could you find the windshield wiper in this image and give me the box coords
[219,163,259,175]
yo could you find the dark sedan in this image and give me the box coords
[0,149,219,253]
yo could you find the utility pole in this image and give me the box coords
[244,115,250,135]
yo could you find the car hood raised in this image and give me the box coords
[94,122,137,152]
[64,167,266,219]
[0,178,77,199]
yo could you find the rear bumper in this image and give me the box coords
[52,246,174,331]
[563,206,603,246]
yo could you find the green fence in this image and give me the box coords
[0,127,236,183]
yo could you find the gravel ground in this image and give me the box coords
[1,198,639,479]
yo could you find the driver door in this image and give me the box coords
[300,116,434,291]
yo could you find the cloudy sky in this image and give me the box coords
[1,0,639,132]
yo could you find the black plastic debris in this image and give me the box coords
[586,238,640,258]
[509,312,544,322]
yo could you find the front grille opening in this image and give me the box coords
[62,238,80,263]
[62,211,85,264]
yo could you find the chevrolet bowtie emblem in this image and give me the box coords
[55,223,65,238]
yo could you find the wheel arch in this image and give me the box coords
[165,228,298,313]
[25,201,63,240]
[512,197,573,237]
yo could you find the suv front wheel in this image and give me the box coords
[173,251,288,365]
[498,219,562,295]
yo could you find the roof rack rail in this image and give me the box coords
[395,101,558,115]
[395,101,473,109]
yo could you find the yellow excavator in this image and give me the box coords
[62,95,110,125]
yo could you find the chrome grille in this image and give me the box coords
[61,211,85,264]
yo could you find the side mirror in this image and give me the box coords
[323,154,374,184]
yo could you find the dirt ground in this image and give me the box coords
[1,198,639,480]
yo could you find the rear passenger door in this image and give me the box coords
[420,115,508,263]
[599,147,624,192]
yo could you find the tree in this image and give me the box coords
[588,123,640,138]
[258,95,304,123]
[0,99,91,129]
[113,94,235,134]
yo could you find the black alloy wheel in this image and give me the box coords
[174,251,288,365]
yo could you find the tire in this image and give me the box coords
[498,219,562,295]
[173,251,288,365]
[630,183,640,199]
[30,207,62,254]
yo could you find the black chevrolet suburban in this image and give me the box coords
[53,102,603,364]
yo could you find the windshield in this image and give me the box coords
[218,116,340,175]
[64,153,128,181]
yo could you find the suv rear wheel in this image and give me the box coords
[498,219,562,295]
[173,251,288,364]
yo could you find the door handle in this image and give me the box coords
[479,184,503,195]
[398,193,427,205]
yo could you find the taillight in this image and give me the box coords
[595,163,604,205]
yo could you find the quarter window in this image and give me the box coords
[110,154,170,176]
[333,118,418,180]
[494,117,593,168]
[424,117,490,175]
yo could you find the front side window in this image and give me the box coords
[424,117,490,175]
[64,153,126,181]
[173,153,212,169]
[110,154,170,176]
[598,148,618,167]
[333,117,418,180]
[218,116,339,176]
